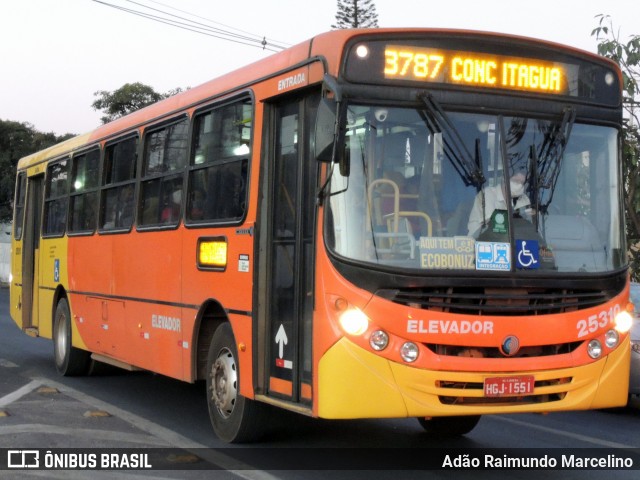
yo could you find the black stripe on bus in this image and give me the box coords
[38,285,252,317]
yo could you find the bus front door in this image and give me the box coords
[21,174,44,332]
[259,93,318,407]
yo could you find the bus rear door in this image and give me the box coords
[21,174,44,332]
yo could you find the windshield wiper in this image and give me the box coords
[417,92,485,188]
[529,144,541,226]
[536,107,576,209]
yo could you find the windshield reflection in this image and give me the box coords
[326,105,624,274]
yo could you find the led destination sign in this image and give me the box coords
[345,38,620,106]
[383,45,567,94]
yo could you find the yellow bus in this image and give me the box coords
[10,28,633,442]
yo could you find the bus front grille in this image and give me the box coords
[376,286,609,315]
[424,341,582,358]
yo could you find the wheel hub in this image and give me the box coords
[54,311,68,366]
[209,348,237,419]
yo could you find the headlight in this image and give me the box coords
[587,339,602,359]
[400,342,419,363]
[604,329,619,348]
[614,310,633,333]
[369,330,389,351]
[339,309,369,336]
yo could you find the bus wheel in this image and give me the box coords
[206,323,266,443]
[417,415,481,437]
[52,298,90,376]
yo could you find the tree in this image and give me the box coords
[592,16,640,279]
[0,120,73,222]
[92,82,184,124]
[332,0,379,29]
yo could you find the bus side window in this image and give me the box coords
[13,173,26,239]
[140,179,160,225]
[100,135,138,232]
[69,148,100,234]
[160,176,183,223]
[139,118,188,227]
[187,97,251,224]
[43,158,69,237]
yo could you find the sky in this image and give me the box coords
[1,0,638,136]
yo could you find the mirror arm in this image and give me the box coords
[322,74,343,102]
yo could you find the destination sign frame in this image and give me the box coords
[343,36,621,106]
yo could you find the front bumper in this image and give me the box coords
[317,336,630,418]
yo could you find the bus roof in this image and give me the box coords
[17,28,618,170]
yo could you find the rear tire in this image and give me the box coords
[417,415,481,437]
[206,322,268,443]
[52,298,90,376]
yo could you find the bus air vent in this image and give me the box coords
[376,287,609,316]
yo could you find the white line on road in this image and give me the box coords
[493,415,632,448]
[1,470,199,479]
[30,377,206,449]
[0,379,42,408]
[23,377,281,480]
[0,424,170,446]
[0,358,19,368]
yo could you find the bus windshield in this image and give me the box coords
[326,104,625,274]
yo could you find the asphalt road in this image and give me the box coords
[1,286,639,479]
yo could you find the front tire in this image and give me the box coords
[53,298,90,376]
[417,415,481,437]
[206,322,267,443]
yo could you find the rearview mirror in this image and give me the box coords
[314,97,338,163]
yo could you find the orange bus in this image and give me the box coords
[10,28,633,442]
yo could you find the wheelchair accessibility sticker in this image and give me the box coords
[516,239,539,269]
[53,259,60,282]
[475,242,510,271]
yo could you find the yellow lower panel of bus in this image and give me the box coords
[317,337,630,419]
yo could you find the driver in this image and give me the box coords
[467,172,532,237]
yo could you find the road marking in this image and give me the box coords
[30,377,206,449]
[36,386,59,394]
[0,358,19,368]
[0,379,43,408]
[3,471,187,480]
[27,377,280,480]
[493,415,631,448]
[0,424,170,446]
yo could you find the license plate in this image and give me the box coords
[484,375,535,397]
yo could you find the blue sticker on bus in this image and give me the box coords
[516,239,540,269]
[475,242,510,271]
[54,259,60,282]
